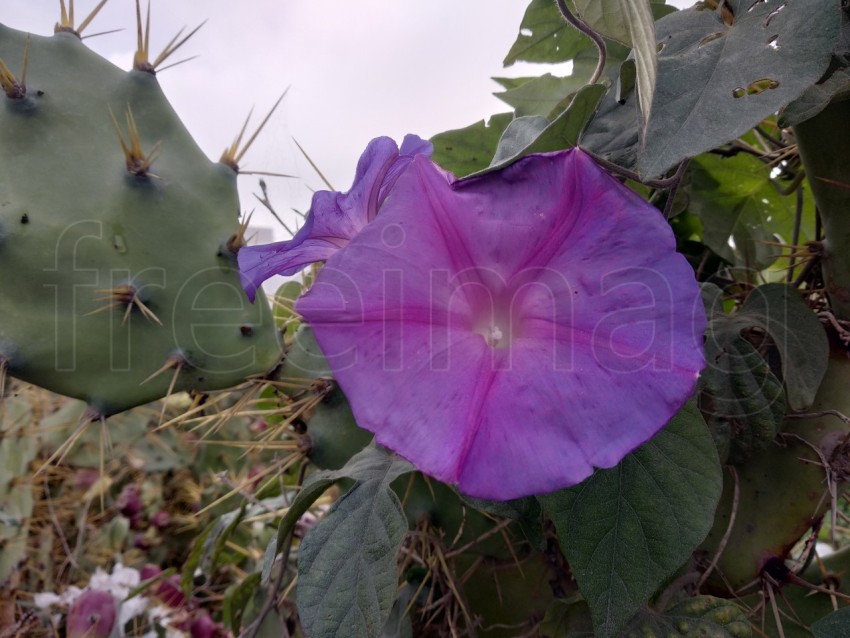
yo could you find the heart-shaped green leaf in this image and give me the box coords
[297,447,413,638]
[540,403,722,638]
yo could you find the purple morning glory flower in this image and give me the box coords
[238,134,433,302]
[296,148,705,500]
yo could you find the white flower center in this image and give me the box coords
[487,324,504,347]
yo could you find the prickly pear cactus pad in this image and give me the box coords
[0,24,281,414]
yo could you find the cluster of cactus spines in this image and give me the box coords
[109,105,161,179]
[132,0,205,75]
[0,36,28,101]
[54,0,110,37]
[0,5,282,416]
[219,89,289,173]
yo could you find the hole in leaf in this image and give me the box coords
[718,0,735,26]
[763,3,786,27]
[698,32,725,47]
[520,28,532,37]
[767,34,780,50]
[747,78,780,94]
[732,87,746,98]
[657,42,665,53]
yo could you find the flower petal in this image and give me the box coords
[298,149,705,499]
[238,135,432,301]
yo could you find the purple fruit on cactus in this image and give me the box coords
[66,590,116,638]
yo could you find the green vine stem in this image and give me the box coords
[794,96,850,320]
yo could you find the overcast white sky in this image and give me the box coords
[4,1,691,244]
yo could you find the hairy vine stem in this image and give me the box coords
[554,0,606,85]
[587,148,689,190]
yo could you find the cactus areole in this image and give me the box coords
[0,25,281,414]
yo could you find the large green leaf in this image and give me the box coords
[297,447,413,638]
[623,597,751,638]
[780,66,850,127]
[539,403,722,638]
[430,112,513,177]
[812,607,850,638]
[700,328,786,464]
[484,83,606,174]
[272,444,413,556]
[577,40,647,168]
[579,82,641,168]
[494,72,594,117]
[687,152,794,270]
[638,0,839,177]
[699,284,787,466]
[737,283,828,410]
[490,116,549,166]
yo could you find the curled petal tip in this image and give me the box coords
[237,134,432,294]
